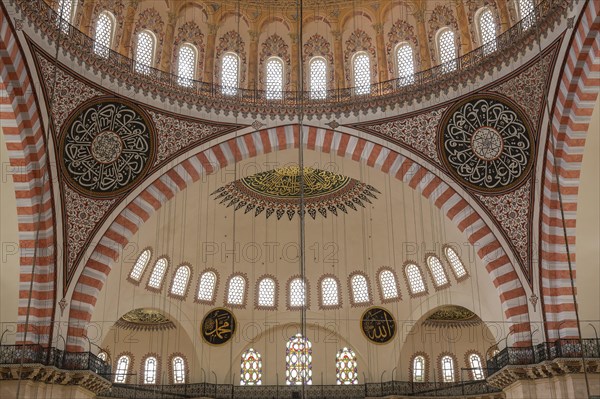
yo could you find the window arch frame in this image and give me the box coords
[264,56,285,100]
[308,56,328,100]
[285,334,313,385]
[287,275,310,311]
[348,271,372,307]
[240,348,263,385]
[466,351,486,380]
[443,244,469,282]
[93,10,116,58]
[436,27,458,73]
[409,352,429,383]
[403,262,428,297]
[176,42,199,87]
[318,274,342,310]
[394,42,415,86]
[475,7,498,55]
[336,347,358,385]
[376,267,401,303]
[195,268,219,305]
[146,256,169,292]
[224,273,249,308]
[351,51,372,95]
[438,353,458,383]
[140,353,161,385]
[255,274,278,310]
[169,353,188,384]
[221,51,241,96]
[169,263,192,299]
[425,254,451,289]
[128,248,152,284]
[134,29,157,74]
[114,353,133,383]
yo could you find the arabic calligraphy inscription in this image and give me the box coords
[201,308,236,345]
[360,307,396,344]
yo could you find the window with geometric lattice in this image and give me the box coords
[286,334,312,385]
[413,355,425,382]
[265,57,284,100]
[177,44,197,87]
[93,11,114,58]
[441,355,455,382]
[170,265,190,297]
[257,277,276,308]
[309,57,327,99]
[426,255,449,288]
[221,52,239,95]
[240,348,262,385]
[289,278,307,309]
[395,44,414,85]
[437,28,457,73]
[143,356,157,384]
[478,8,497,54]
[336,347,358,385]
[444,246,468,279]
[135,30,155,74]
[469,353,485,380]
[350,273,370,305]
[379,269,399,300]
[320,276,340,307]
[353,52,371,95]
[114,355,130,383]
[517,0,535,30]
[129,249,151,282]
[405,263,426,295]
[197,270,217,303]
[226,274,246,306]
[147,258,168,290]
[172,356,186,384]
[56,0,75,34]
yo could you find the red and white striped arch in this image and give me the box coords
[540,0,600,341]
[66,125,531,351]
[0,8,55,346]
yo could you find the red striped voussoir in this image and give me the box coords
[541,0,600,341]
[66,125,530,350]
[1,9,55,346]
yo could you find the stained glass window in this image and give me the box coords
[444,247,467,278]
[518,0,535,30]
[265,57,284,100]
[227,275,246,305]
[379,269,399,300]
[144,356,157,384]
[286,334,312,385]
[438,29,457,73]
[350,273,370,304]
[395,44,415,85]
[172,356,186,384]
[221,52,239,95]
[353,52,371,95]
[426,255,448,287]
[478,9,497,54]
[93,11,114,58]
[135,30,155,74]
[441,355,455,382]
[129,249,151,282]
[197,270,217,302]
[240,348,262,385]
[289,278,307,308]
[321,277,339,307]
[405,264,426,294]
[309,57,327,99]
[177,44,197,87]
[257,277,276,308]
[114,355,130,383]
[56,0,74,34]
[469,353,485,380]
[170,265,190,297]
[148,258,168,289]
[413,355,425,382]
[336,347,358,385]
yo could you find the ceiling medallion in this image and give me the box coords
[115,308,175,331]
[360,307,396,345]
[201,308,236,345]
[211,166,380,220]
[439,95,533,193]
[60,98,156,197]
[423,305,481,328]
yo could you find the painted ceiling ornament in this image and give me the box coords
[211,166,380,220]
[423,305,482,328]
[439,95,533,192]
[60,98,156,197]
[115,308,175,331]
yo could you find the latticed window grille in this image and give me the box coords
[321,277,339,307]
[135,31,155,74]
[441,356,455,382]
[240,348,262,385]
[469,354,485,380]
[93,12,113,58]
[170,265,190,296]
[379,269,399,300]
[265,57,284,100]
[286,334,312,385]
[353,52,371,95]
[336,347,358,385]
[518,0,535,30]
[396,44,415,85]
[114,355,130,383]
[129,249,151,281]
[289,278,306,308]
[172,356,186,383]
[148,258,168,289]
[177,44,197,87]
[413,355,425,382]
[444,247,467,278]
[257,277,276,308]
[197,271,217,302]
[227,275,246,305]
[144,357,157,384]
[426,256,448,287]
[406,264,426,294]
[478,9,497,54]
[221,53,239,95]
[350,274,370,304]
[438,29,457,73]
[56,0,74,34]
[309,57,327,99]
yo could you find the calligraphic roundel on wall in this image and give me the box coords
[60,98,156,197]
[201,308,237,345]
[439,95,533,193]
[360,307,396,344]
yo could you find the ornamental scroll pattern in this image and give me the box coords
[344,29,377,86]
[428,5,460,64]
[215,31,247,86]
[172,21,205,78]
[133,7,164,60]
[258,34,291,87]
[386,20,419,77]
[303,34,335,90]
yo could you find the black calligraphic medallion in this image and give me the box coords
[201,308,236,345]
[360,307,396,344]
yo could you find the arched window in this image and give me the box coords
[265,57,284,100]
[177,43,197,87]
[286,334,312,385]
[56,0,75,33]
[114,355,130,383]
[170,264,191,297]
[221,52,239,96]
[93,11,115,58]
[226,274,246,306]
[320,276,340,308]
[98,352,108,362]
[441,355,455,382]
[412,355,426,382]
[405,263,426,295]
[309,57,327,99]
[426,255,449,288]
[289,277,307,309]
[378,268,400,301]
[395,43,414,85]
[135,30,156,74]
[478,8,497,54]
[197,270,217,303]
[350,273,370,305]
[172,356,186,384]
[129,249,151,282]
[143,356,158,384]
[517,0,535,29]
[240,348,262,385]
[336,347,358,385]
[444,246,468,279]
[352,52,371,95]
[147,257,168,290]
[468,353,485,380]
[437,28,457,73]
[257,277,276,309]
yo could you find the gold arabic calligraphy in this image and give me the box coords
[202,309,235,344]
[362,307,396,344]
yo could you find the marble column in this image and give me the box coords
[203,23,218,84]
[118,0,139,57]
[160,12,177,72]
[373,23,388,82]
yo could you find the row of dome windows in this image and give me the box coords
[105,336,485,386]
[55,0,536,97]
[127,246,469,308]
